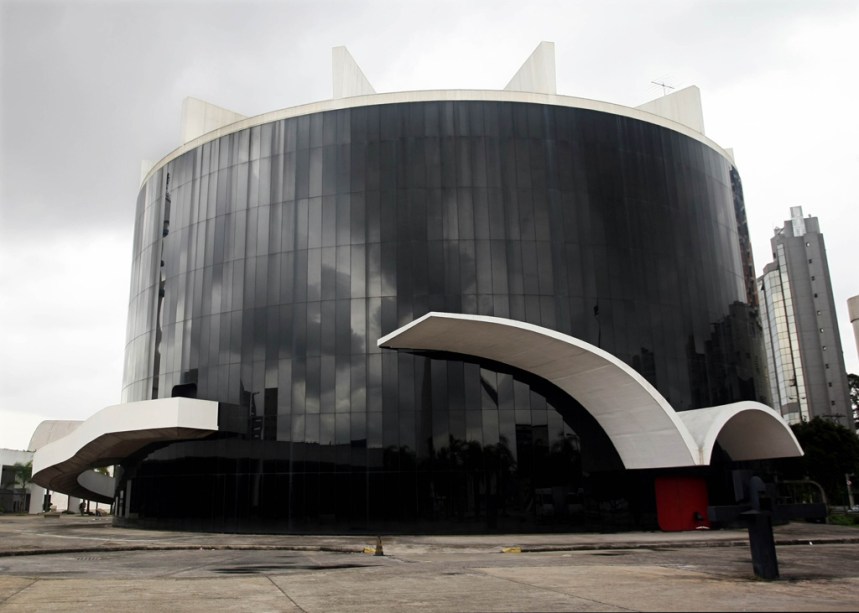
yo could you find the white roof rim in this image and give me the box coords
[142,89,735,187]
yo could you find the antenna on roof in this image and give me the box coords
[651,80,675,96]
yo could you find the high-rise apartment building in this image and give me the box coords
[849,295,859,430]
[759,207,851,425]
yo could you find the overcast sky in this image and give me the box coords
[1,0,858,450]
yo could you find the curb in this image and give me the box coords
[516,536,859,552]
[3,536,859,558]
[0,544,365,558]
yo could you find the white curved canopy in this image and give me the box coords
[677,402,804,465]
[32,398,220,503]
[378,312,802,468]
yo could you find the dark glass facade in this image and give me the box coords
[117,100,766,532]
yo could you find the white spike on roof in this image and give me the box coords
[180,97,246,145]
[636,85,705,134]
[332,46,376,98]
[505,41,556,95]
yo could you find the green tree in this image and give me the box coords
[12,461,32,491]
[6,462,33,513]
[784,418,859,506]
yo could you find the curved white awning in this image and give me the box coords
[677,402,803,464]
[378,312,803,468]
[379,312,700,468]
[31,398,221,503]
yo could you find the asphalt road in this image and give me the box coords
[1,516,858,611]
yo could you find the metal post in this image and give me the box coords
[746,511,779,580]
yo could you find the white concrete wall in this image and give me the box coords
[0,448,33,466]
[26,421,85,513]
[27,485,72,514]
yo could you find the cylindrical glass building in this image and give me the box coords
[117,93,767,532]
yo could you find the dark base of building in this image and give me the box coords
[113,466,756,535]
[113,514,655,535]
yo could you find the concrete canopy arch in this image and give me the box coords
[378,312,701,469]
[677,402,803,465]
[378,313,803,469]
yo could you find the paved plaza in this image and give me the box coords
[1,515,858,611]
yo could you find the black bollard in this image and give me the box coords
[744,476,779,580]
[710,471,827,581]
[746,510,779,580]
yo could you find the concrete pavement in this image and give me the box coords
[1,514,859,611]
